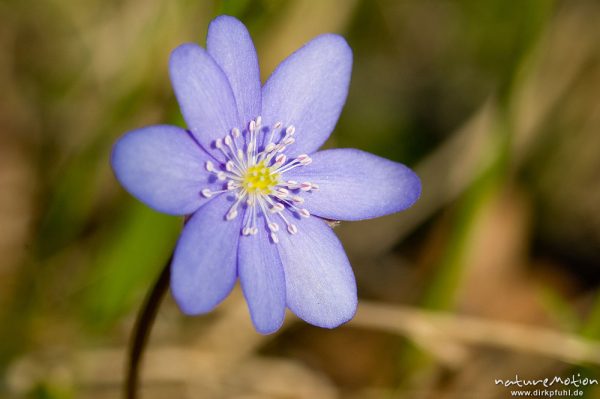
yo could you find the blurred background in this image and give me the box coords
[1,0,600,398]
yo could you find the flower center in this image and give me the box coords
[201,116,319,243]
[242,161,279,194]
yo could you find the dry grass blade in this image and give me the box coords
[353,301,600,365]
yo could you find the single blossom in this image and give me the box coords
[111,15,421,333]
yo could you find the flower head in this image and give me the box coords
[111,16,421,333]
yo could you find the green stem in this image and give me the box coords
[124,254,172,399]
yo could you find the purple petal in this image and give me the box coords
[111,125,214,215]
[276,214,357,328]
[285,149,421,221]
[169,43,241,153]
[238,225,286,334]
[207,15,261,128]
[171,195,241,314]
[261,34,352,157]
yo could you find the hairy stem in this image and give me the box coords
[124,254,172,399]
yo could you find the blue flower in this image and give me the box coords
[111,16,421,334]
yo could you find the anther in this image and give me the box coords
[226,208,238,220]
[270,232,279,244]
[300,182,313,191]
[271,203,285,213]
[231,127,240,138]
[205,161,214,172]
[201,188,212,198]
[285,125,296,136]
[276,187,289,197]
[268,222,280,232]
[287,224,298,235]
[273,154,287,167]
[298,208,310,218]
[227,181,237,190]
[265,143,276,153]
[297,154,312,165]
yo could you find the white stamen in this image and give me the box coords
[268,222,280,232]
[276,187,289,197]
[284,181,298,190]
[205,161,214,172]
[287,224,298,235]
[271,203,285,213]
[298,208,310,218]
[270,232,279,243]
[265,143,276,153]
[226,208,238,220]
[273,154,287,168]
[201,188,212,198]
[227,180,238,190]
[297,154,312,165]
[300,182,313,191]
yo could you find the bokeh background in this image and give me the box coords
[2,0,600,398]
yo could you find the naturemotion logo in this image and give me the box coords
[494,374,598,389]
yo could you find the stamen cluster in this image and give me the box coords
[201,117,319,243]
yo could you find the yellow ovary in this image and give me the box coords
[242,161,279,194]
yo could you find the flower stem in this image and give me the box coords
[124,253,172,399]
